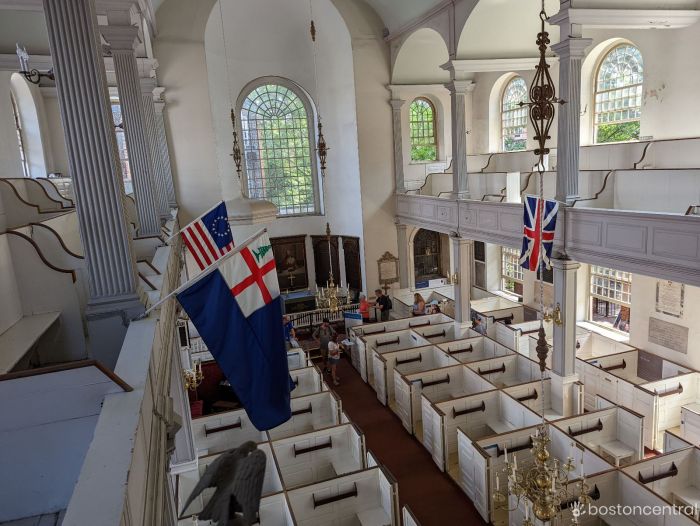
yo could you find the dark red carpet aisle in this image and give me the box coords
[327,357,488,526]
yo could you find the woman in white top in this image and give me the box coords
[327,336,341,386]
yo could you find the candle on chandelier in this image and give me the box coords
[504,446,508,464]
[496,474,500,491]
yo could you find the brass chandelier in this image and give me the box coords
[315,223,350,313]
[491,2,593,523]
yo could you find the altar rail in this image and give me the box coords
[289,304,360,329]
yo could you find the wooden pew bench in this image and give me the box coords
[0,312,60,373]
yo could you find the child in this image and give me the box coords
[327,336,341,386]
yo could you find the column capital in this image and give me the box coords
[551,258,581,271]
[444,79,476,95]
[389,98,405,111]
[101,25,141,52]
[140,77,157,96]
[551,37,593,60]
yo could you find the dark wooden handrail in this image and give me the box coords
[396,355,422,366]
[363,327,386,336]
[638,462,678,484]
[517,390,538,402]
[568,419,603,437]
[205,419,242,436]
[0,358,132,391]
[409,320,430,328]
[494,313,514,324]
[139,272,157,291]
[478,363,506,376]
[292,404,313,416]
[423,330,446,339]
[656,383,683,397]
[560,485,601,510]
[447,345,473,355]
[421,375,450,388]
[294,438,332,457]
[452,401,486,418]
[5,230,76,282]
[313,483,358,508]
[497,438,532,457]
[137,259,162,275]
[601,359,626,372]
[377,337,400,347]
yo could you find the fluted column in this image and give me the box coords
[141,79,170,219]
[551,26,592,204]
[43,0,142,367]
[450,235,473,324]
[395,221,409,288]
[154,98,178,207]
[445,80,475,199]
[389,99,406,194]
[101,25,162,235]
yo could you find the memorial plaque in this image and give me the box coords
[655,280,684,318]
[648,317,689,354]
[377,251,399,285]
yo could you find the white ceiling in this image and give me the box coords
[363,0,445,33]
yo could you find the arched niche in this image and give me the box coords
[9,73,54,178]
[392,27,450,85]
[412,228,448,284]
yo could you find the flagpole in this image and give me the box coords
[134,226,268,319]
[163,200,226,244]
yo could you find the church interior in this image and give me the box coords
[1,0,700,524]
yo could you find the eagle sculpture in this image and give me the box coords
[180,441,267,525]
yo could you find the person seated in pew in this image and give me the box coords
[472,316,486,335]
[412,293,426,316]
[283,315,300,350]
[328,335,341,387]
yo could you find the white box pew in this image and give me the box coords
[348,313,453,338]
[439,336,515,364]
[394,364,492,437]
[471,298,527,339]
[192,408,268,456]
[423,389,540,474]
[664,430,695,453]
[576,330,635,361]
[290,365,325,398]
[268,391,342,441]
[552,407,644,467]
[270,423,365,489]
[177,442,283,518]
[410,322,478,345]
[0,232,86,373]
[178,492,295,526]
[495,319,552,356]
[287,348,310,371]
[35,177,74,208]
[372,345,457,407]
[39,210,82,256]
[681,403,700,446]
[623,447,700,521]
[360,330,429,385]
[0,361,130,523]
[0,179,69,229]
[502,378,561,420]
[286,466,399,526]
[3,177,69,212]
[402,506,421,526]
[466,354,546,389]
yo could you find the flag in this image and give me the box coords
[180,201,234,271]
[519,195,559,272]
[176,231,292,430]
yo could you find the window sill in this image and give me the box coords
[493,289,521,303]
[408,160,442,165]
[577,321,630,343]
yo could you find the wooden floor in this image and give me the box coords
[327,357,487,526]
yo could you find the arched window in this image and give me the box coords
[594,44,643,144]
[501,76,528,152]
[110,99,133,193]
[413,229,443,282]
[240,82,318,216]
[409,98,438,161]
[10,94,29,177]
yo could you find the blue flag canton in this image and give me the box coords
[202,202,233,250]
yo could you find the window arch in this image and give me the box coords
[501,76,528,152]
[594,44,643,144]
[240,80,319,216]
[409,98,438,161]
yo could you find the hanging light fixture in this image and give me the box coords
[491,3,596,523]
[230,109,242,180]
[309,2,330,177]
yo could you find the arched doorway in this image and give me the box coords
[413,229,446,285]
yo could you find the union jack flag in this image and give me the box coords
[519,195,559,272]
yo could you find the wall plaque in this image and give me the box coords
[648,317,689,354]
[655,280,684,318]
[377,251,399,285]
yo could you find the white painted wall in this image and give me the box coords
[0,71,23,178]
[40,88,69,176]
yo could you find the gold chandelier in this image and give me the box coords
[183,360,204,391]
[315,223,350,313]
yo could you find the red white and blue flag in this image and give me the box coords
[180,201,233,271]
[519,195,559,272]
[176,231,292,430]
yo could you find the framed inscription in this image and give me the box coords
[377,251,399,285]
[655,280,684,318]
[648,317,689,354]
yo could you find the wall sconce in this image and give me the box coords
[16,44,54,85]
[448,272,459,285]
[183,360,204,391]
[544,303,563,326]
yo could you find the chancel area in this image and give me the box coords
[1,0,700,525]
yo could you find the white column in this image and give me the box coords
[390,99,406,193]
[396,222,409,289]
[445,80,475,199]
[101,25,162,235]
[551,257,580,376]
[141,79,170,219]
[338,236,347,289]
[450,235,473,324]
[154,97,178,207]
[43,0,142,367]
[552,34,592,204]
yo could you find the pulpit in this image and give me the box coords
[282,290,317,314]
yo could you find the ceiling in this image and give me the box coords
[363,0,445,33]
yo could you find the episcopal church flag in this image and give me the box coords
[180,201,234,271]
[177,231,292,430]
[519,195,559,272]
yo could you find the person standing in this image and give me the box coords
[327,335,341,386]
[313,318,337,374]
[283,315,299,350]
[374,288,392,322]
[359,294,370,322]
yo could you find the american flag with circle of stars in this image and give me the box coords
[180,201,234,270]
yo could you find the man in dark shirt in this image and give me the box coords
[374,288,392,322]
